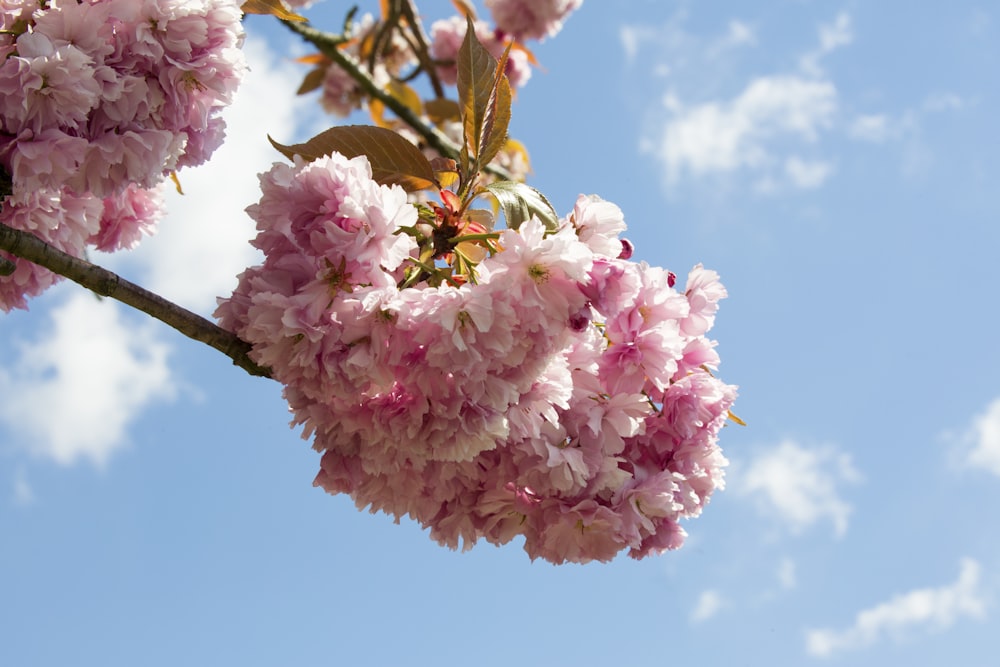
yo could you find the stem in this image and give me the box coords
[282,19,514,182]
[450,231,500,244]
[0,222,272,380]
[398,0,445,98]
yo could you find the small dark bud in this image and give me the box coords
[569,308,591,332]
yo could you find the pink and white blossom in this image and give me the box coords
[485,0,584,42]
[0,0,245,310]
[217,151,736,564]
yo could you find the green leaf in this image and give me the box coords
[457,16,512,172]
[269,125,439,193]
[240,0,307,22]
[483,181,560,231]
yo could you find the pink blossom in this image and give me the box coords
[91,183,164,252]
[320,63,367,118]
[2,128,88,199]
[218,159,737,564]
[485,0,584,42]
[0,0,246,307]
[682,263,728,336]
[564,194,626,258]
[0,32,101,134]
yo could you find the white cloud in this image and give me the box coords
[620,10,693,67]
[655,75,837,185]
[961,397,1000,477]
[800,13,853,76]
[922,92,968,113]
[848,114,891,142]
[620,24,656,64]
[734,440,860,538]
[805,559,989,658]
[819,13,853,53]
[105,35,315,316]
[0,291,176,466]
[636,12,871,193]
[724,20,757,48]
[621,13,754,69]
[785,156,833,189]
[705,19,757,58]
[691,589,727,623]
[777,557,797,590]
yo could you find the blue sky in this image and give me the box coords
[2,1,999,665]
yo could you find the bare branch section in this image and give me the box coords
[0,222,272,379]
[282,19,514,182]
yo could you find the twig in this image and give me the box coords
[0,221,272,379]
[398,0,445,98]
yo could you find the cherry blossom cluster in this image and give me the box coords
[484,0,583,42]
[0,0,245,311]
[217,152,736,564]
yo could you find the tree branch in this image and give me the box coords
[0,221,272,380]
[282,19,515,182]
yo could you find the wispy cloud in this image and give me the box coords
[630,13,848,193]
[848,114,892,142]
[104,34,315,316]
[805,559,989,657]
[777,557,797,590]
[733,440,860,538]
[691,589,727,623]
[621,13,756,65]
[784,156,833,189]
[957,397,1000,477]
[799,12,853,76]
[0,291,176,466]
[655,76,837,186]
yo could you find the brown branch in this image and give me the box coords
[0,221,272,379]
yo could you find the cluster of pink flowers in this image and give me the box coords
[217,152,736,564]
[485,0,583,42]
[0,0,245,311]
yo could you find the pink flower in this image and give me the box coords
[0,32,101,134]
[682,263,728,336]
[91,183,164,252]
[564,193,626,258]
[2,128,88,199]
[487,216,593,314]
[485,0,584,42]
